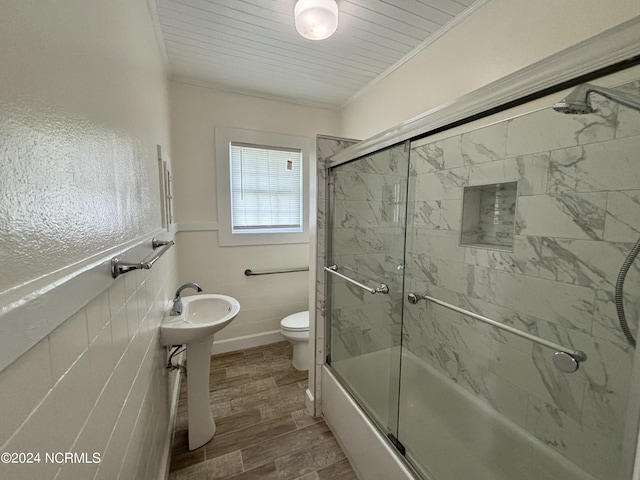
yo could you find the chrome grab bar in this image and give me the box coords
[111,239,174,278]
[407,292,587,373]
[325,265,389,295]
[244,267,309,276]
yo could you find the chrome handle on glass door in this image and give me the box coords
[325,265,389,294]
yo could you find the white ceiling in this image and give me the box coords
[150,0,483,108]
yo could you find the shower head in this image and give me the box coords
[553,83,640,114]
[553,84,596,114]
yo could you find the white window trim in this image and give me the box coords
[215,127,311,246]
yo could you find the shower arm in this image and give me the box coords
[553,83,640,114]
[585,85,640,112]
[407,292,587,373]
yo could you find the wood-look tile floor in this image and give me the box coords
[168,341,358,480]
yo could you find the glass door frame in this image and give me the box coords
[324,141,412,448]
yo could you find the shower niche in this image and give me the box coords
[460,181,517,250]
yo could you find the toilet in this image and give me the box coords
[280,311,310,371]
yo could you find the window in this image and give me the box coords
[230,143,302,234]
[215,127,311,246]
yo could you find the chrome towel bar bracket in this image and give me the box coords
[324,265,389,295]
[407,292,586,373]
[111,239,174,278]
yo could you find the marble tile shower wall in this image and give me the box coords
[404,82,640,479]
[328,146,408,363]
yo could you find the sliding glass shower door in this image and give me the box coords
[326,65,640,480]
[326,142,410,438]
[396,72,640,480]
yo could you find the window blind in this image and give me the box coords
[229,142,303,233]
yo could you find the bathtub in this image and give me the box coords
[322,348,597,480]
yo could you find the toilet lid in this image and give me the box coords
[281,311,309,331]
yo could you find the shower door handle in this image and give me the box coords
[405,291,586,372]
[407,292,424,304]
[324,265,389,294]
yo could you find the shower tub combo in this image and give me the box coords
[319,56,640,480]
[324,348,594,480]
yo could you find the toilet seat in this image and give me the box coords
[281,311,309,332]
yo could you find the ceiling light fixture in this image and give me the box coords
[294,0,339,41]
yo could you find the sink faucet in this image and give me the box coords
[170,282,203,316]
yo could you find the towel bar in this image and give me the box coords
[111,239,174,278]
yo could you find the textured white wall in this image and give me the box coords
[0,0,172,296]
[0,0,176,478]
[341,0,640,140]
[170,81,340,344]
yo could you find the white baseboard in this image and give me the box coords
[211,330,284,354]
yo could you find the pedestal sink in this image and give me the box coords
[160,294,240,450]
